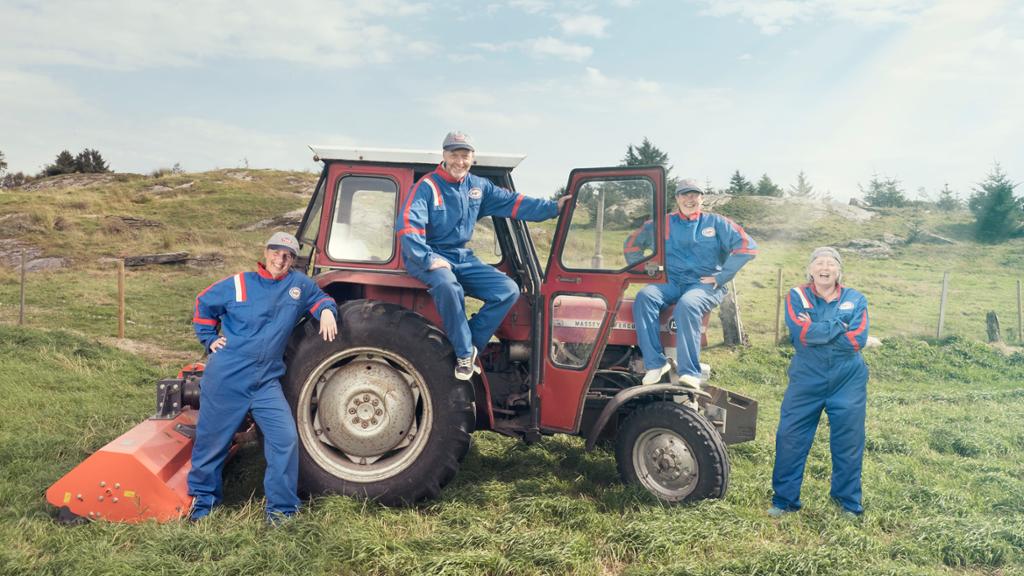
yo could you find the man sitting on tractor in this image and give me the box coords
[396,131,569,380]
[623,179,758,387]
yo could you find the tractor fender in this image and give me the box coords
[584,384,711,452]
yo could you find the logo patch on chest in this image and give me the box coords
[289,287,302,300]
[839,301,855,311]
[701,227,716,237]
[468,187,483,200]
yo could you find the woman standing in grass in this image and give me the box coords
[770,247,869,518]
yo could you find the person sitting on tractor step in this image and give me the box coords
[624,179,757,387]
[188,231,338,524]
[397,131,569,380]
[769,246,869,519]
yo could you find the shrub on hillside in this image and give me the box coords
[861,175,908,207]
[969,163,1021,243]
[41,148,112,176]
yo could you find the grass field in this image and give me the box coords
[1,171,1023,575]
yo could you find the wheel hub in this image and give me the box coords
[635,428,699,497]
[315,358,416,458]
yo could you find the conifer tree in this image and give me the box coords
[754,173,783,197]
[788,171,815,198]
[726,170,754,195]
[969,164,1021,243]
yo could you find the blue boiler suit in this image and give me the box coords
[772,284,869,514]
[189,263,337,520]
[397,164,559,359]
[626,211,757,377]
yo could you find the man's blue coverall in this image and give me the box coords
[189,262,337,520]
[772,284,869,514]
[397,164,559,359]
[625,211,757,377]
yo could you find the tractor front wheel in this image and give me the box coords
[614,401,729,503]
[283,300,474,505]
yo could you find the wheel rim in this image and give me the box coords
[296,347,433,482]
[632,427,699,500]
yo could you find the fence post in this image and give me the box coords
[1017,279,1022,343]
[117,260,126,339]
[774,267,783,345]
[936,271,949,339]
[19,250,26,325]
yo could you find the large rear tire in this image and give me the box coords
[283,300,474,505]
[614,401,729,503]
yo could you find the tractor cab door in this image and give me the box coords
[538,166,666,433]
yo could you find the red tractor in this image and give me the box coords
[46,147,757,521]
[281,146,756,505]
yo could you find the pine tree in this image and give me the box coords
[726,170,754,195]
[788,171,815,198]
[969,164,1021,243]
[936,183,960,211]
[621,137,678,191]
[75,149,110,173]
[754,173,783,197]
[860,174,907,207]
[43,150,78,176]
[0,150,7,176]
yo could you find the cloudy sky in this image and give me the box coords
[1,0,1022,201]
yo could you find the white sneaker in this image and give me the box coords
[642,362,671,385]
[678,374,702,389]
[454,347,482,381]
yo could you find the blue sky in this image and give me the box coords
[1,0,1022,201]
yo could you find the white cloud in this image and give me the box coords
[738,53,753,60]
[557,14,610,37]
[694,0,933,34]
[508,0,550,14]
[528,37,594,61]
[0,0,434,70]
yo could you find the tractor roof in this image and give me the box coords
[309,146,526,170]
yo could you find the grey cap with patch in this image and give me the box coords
[674,179,704,195]
[266,231,299,256]
[442,131,475,152]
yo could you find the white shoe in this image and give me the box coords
[642,362,671,385]
[678,374,702,389]
[454,347,483,381]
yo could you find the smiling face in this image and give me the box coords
[264,247,295,277]
[807,255,841,290]
[442,148,474,180]
[675,191,703,216]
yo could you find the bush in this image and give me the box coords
[969,163,1021,243]
[40,148,111,177]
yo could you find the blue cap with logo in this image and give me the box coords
[442,131,475,152]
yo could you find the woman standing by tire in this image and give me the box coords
[769,247,869,518]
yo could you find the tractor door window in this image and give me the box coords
[560,178,657,272]
[326,175,398,262]
[550,294,607,369]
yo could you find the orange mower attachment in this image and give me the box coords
[45,364,251,523]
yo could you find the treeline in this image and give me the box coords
[0,148,111,188]
[600,138,1023,245]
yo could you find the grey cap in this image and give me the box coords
[266,231,299,256]
[674,179,704,195]
[442,131,475,152]
[806,246,843,283]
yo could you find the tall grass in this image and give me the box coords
[1,326,1021,575]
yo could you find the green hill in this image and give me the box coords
[1,171,1022,575]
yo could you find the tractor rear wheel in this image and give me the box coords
[283,300,474,505]
[614,401,729,503]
